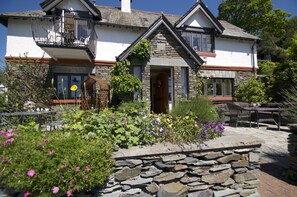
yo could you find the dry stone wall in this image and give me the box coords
[98,131,262,197]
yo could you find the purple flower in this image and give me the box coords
[27,169,36,177]
[52,186,59,194]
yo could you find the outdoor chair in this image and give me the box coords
[226,102,252,127]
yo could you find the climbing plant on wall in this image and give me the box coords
[111,39,151,102]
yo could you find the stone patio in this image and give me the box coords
[225,125,297,197]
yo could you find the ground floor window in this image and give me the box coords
[204,78,233,97]
[55,74,88,99]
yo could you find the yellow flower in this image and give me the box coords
[70,85,78,91]
[185,116,190,120]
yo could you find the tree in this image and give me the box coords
[3,58,53,108]
[218,0,290,61]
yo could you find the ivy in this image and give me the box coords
[111,39,151,102]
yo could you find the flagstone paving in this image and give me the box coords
[225,125,297,197]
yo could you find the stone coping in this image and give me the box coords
[112,130,264,159]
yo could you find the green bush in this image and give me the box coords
[171,96,220,123]
[235,76,269,103]
[282,86,297,123]
[116,101,149,116]
[0,128,113,196]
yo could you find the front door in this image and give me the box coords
[151,68,171,114]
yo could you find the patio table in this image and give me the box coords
[243,107,283,130]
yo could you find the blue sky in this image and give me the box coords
[0,0,297,64]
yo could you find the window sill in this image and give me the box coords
[208,97,234,101]
[197,52,216,57]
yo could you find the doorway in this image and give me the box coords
[150,67,173,114]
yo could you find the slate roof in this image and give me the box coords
[0,5,258,40]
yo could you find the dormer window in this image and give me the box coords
[182,30,214,53]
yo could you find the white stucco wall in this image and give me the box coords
[95,26,143,61]
[202,37,257,68]
[56,0,88,11]
[184,10,214,28]
[6,19,50,58]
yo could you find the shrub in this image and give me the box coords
[116,101,149,116]
[0,128,113,196]
[171,96,220,123]
[235,76,269,103]
[282,86,297,123]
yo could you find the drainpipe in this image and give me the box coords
[251,40,257,76]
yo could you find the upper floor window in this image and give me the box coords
[182,32,214,53]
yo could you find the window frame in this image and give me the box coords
[182,28,215,53]
[55,74,88,99]
[204,78,234,97]
[181,67,189,99]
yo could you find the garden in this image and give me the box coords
[0,40,225,196]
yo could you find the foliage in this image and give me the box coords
[0,128,113,196]
[282,86,297,123]
[218,0,290,61]
[3,58,53,108]
[141,113,224,144]
[130,39,151,61]
[235,76,269,103]
[272,61,297,102]
[116,101,149,116]
[286,32,297,61]
[111,39,151,104]
[111,60,142,102]
[64,108,151,148]
[171,96,220,123]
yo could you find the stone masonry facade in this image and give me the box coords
[98,147,261,197]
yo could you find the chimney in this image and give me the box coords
[121,0,131,13]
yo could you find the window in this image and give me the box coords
[182,31,214,52]
[55,74,87,99]
[204,78,233,97]
[181,67,189,99]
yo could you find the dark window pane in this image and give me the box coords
[224,79,232,96]
[202,34,212,52]
[207,79,214,96]
[215,79,223,96]
[182,32,191,46]
[192,33,201,52]
[57,75,68,99]
[70,76,82,99]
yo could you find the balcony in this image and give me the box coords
[32,16,97,61]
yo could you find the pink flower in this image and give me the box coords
[52,186,59,194]
[75,166,80,172]
[27,169,35,177]
[66,190,72,197]
[3,138,15,146]
[60,164,66,170]
[24,191,31,197]
[7,129,13,133]
[83,175,88,180]
[48,150,55,156]
[85,165,91,172]
[5,133,13,138]
[73,185,78,190]
[44,138,49,143]
[0,130,5,135]
[69,179,73,185]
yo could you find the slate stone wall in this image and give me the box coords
[99,147,261,196]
